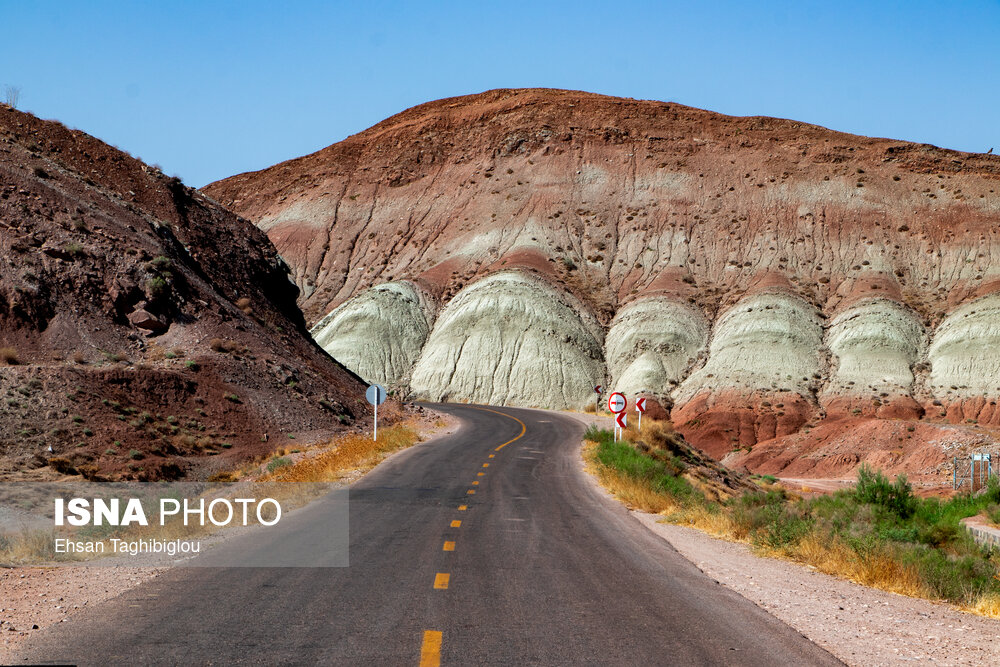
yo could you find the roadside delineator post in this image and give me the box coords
[635,396,646,431]
[365,384,387,441]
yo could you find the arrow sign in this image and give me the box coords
[594,385,602,394]
[635,397,646,430]
[615,411,627,429]
[608,392,627,414]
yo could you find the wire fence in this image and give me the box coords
[953,453,994,492]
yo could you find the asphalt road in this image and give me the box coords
[14,404,840,665]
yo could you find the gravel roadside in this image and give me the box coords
[636,513,1000,667]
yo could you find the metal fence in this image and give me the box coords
[954,453,993,492]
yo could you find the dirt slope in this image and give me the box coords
[0,105,368,480]
[204,88,1000,484]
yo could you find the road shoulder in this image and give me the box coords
[635,512,1000,666]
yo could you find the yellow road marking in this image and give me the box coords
[482,463,489,467]
[443,541,455,551]
[489,454,495,458]
[468,406,527,451]
[472,480,479,486]
[420,630,442,667]
[477,472,485,476]
[450,520,461,528]
[458,504,467,511]
[433,573,450,590]
[467,489,475,495]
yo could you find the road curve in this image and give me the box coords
[14,404,840,665]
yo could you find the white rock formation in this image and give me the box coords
[823,298,924,398]
[409,271,605,409]
[928,293,1000,398]
[674,292,824,404]
[310,281,433,385]
[606,297,708,399]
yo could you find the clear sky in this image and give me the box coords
[3,1,998,187]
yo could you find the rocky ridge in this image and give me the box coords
[0,105,368,480]
[204,88,1000,484]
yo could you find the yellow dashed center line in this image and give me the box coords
[421,408,528,666]
[420,630,442,667]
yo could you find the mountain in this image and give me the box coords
[204,88,1000,484]
[0,104,368,481]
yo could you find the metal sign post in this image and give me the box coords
[615,410,627,437]
[608,392,627,442]
[365,384,387,441]
[635,397,647,431]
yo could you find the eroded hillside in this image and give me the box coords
[204,88,1000,484]
[0,105,368,480]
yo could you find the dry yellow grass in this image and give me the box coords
[793,531,927,598]
[263,424,420,483]
[970,592,1000,617]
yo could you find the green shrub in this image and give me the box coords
[267,456,292,472]
[146,276,170,301]
[854,464,917,518]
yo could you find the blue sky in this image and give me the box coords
[3,1,998,187]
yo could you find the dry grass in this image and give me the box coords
[262,423,420,483]
[970,591,1000,617]
[0,346,19,365]
[793,531,928,598]
[0,529,70,564]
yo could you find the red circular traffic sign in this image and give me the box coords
[608,392,627,413]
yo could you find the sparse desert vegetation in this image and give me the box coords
[586,420,1000,617]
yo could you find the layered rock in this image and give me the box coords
[672,290,824,457]
[822,297,925,419]
[311,281,433,386]
[605,297,707,405]
[928,292,1000,425]
[409,271,604,409]
[203,88,1000,482]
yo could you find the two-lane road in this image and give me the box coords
[15,404,839,665]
